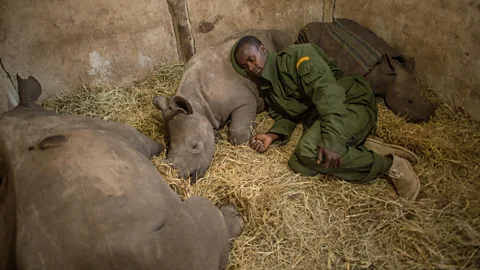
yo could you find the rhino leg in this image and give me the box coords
[146,195,231,269]
[228,104,257,145]
[219,203,244,240]
[134,131,165,158]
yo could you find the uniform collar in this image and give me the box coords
[261,52,277,83]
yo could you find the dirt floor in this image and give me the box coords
[42,63,480,270]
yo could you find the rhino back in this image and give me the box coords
[176,30,290,128]
[297,18,402,76]
[0,113,184,269]
[0,153,16,270]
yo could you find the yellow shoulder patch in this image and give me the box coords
[296,56,310,70]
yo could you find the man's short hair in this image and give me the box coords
[234,35,263,58]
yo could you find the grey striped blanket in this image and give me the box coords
[296,18,402,76]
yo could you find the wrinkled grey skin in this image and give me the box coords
[365,54,437,122]
[0,76,244,270]
[154,29,295,183]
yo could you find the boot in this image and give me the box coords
[387,155,421,200]
[364,136,420,165]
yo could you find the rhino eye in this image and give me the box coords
[407,99,413,104]
[188,138,204,154]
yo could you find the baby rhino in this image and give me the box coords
[297,18,437,122]
[0,76,243,270]
[154,29,296,183]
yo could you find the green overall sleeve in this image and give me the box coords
[296,53,349,155]
[267,108,297,144]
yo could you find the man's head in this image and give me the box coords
[234,36,268,78]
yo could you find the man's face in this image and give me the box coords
[235,43,267,78]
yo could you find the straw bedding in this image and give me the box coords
[42,63,480,269]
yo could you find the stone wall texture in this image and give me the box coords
[1,0,479,121]
[187,0,324,51]
[0,0,178,107]
[335,0,480,121]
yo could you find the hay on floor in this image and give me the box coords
[42,63,480,269]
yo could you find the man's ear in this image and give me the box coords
[259,43,267,54]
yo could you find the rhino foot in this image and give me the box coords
[219,203,244,239]
[214,130,223,143]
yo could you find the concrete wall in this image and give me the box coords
[0,0,178,104]
[187,0,324,51]
[0,0,323,111]
[1,0,479,121]
[334,0,480,121]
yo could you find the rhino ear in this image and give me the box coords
[17,74,42,105]
[153,95,170,116]
[380,54,396,75]
[169,96,193,115]
[402,57,416,74]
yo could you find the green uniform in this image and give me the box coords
[231,43,391,183]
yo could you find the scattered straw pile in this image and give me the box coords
[42,63,480,269]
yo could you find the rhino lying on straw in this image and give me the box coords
[296,18,437,122]
[153,29,295,183]
[0,75,244,270]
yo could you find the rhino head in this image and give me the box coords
[154,95,214,184]
[366,54,437,122]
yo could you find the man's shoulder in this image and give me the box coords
[277,44,331,75]
[278,44,320,57]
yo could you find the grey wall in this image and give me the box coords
[0,0,178,103]
[335,0,480,121]
[1,0,479,121]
